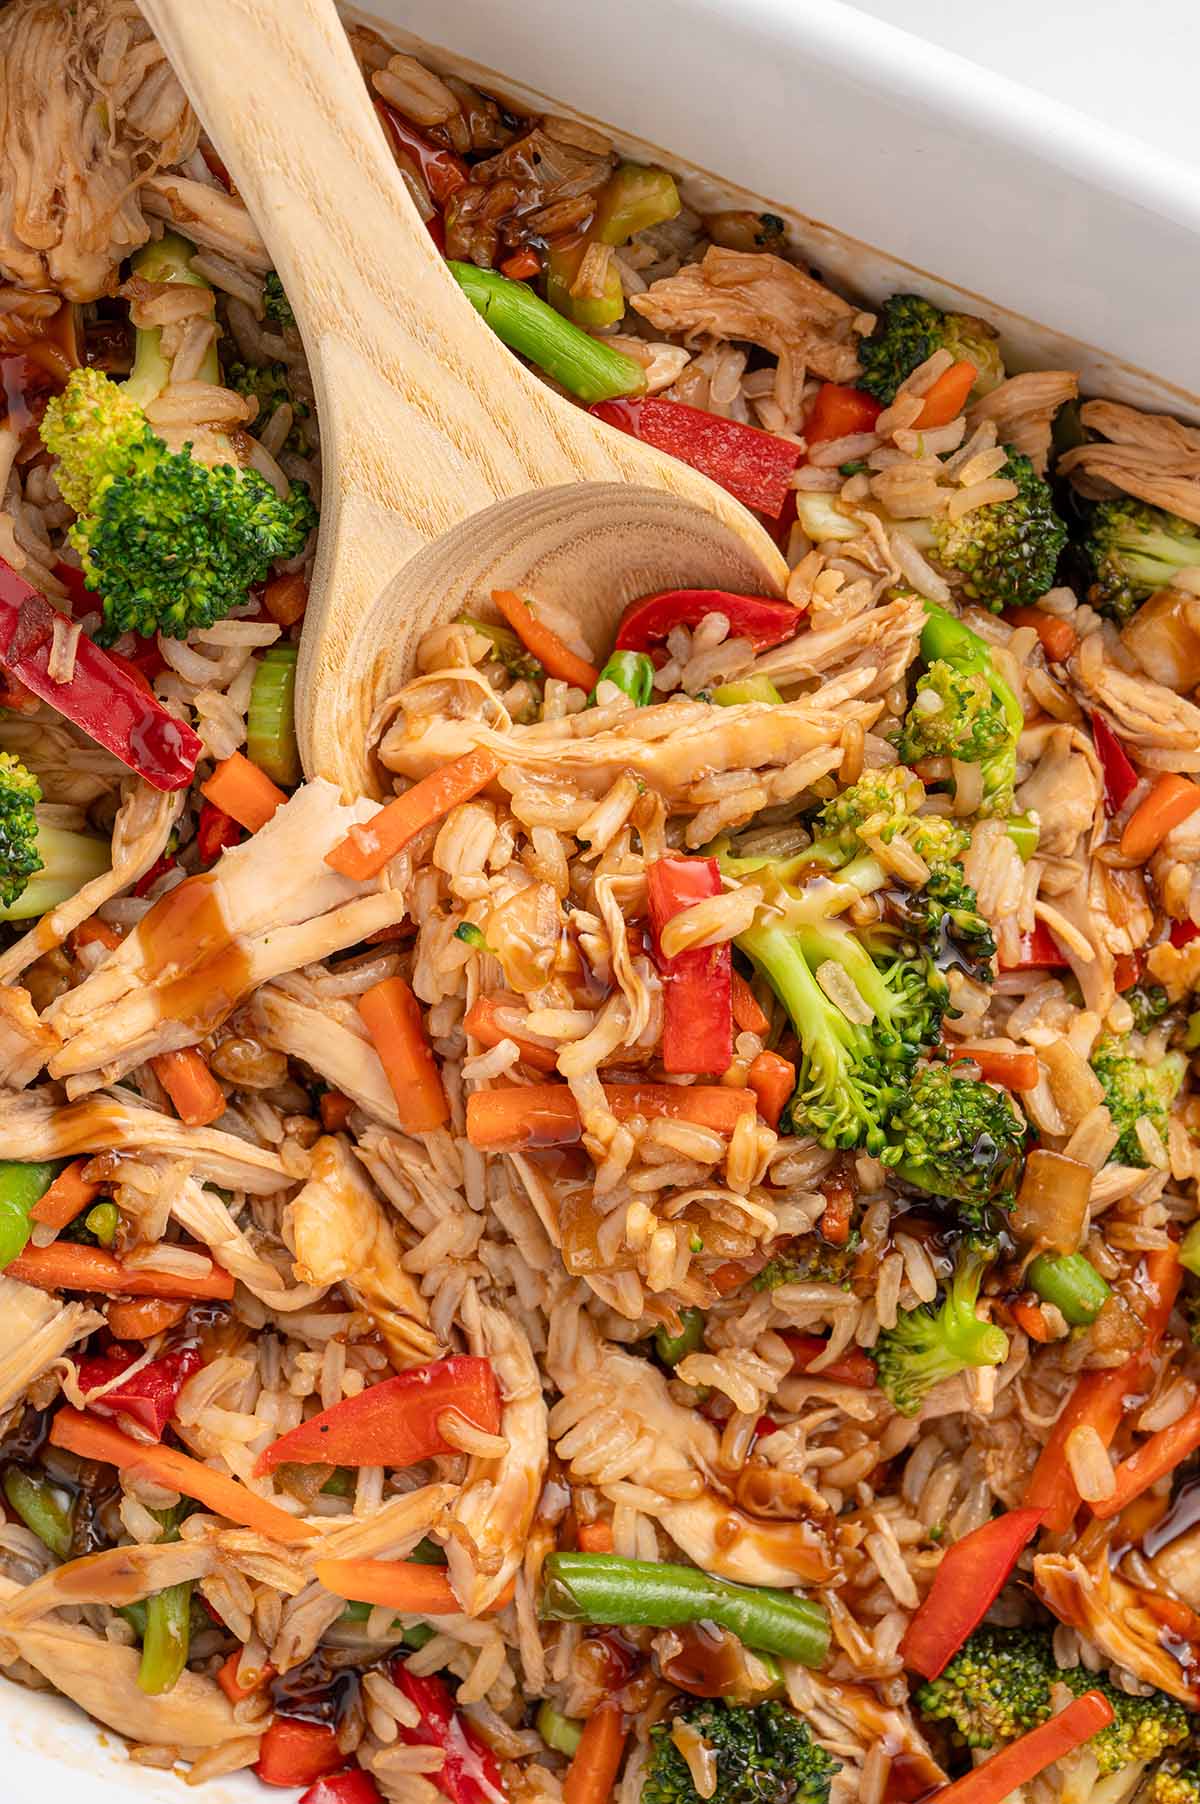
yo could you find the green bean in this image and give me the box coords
[247,646,301,788]
[2,1467,74,1559]
[536,1701,583,1757]
[1027,1252,1112,1326]
[654,1306,705,1368]
[448,263,646,405]
[0,1160,60,1269]
[338,1598,434,1649]
[84,1201,119,1247]
[711,677,784,707]
[137,1580,193,1695]
[539,1553,830,1666]
[590,651,655,709]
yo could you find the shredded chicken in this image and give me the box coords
[0,981,60,1086]
[0,1273,100,1417]
[1070,628,1200,771]
[1059,400,1200,524]
[43,782,408,1093]
[1035,1551,1200,1705]
[141,171,271,270]
[0,1541,217,1628]
[0,1087,293,1191]
[169,1171,318,1308]
[288,1136,439,1366]
[0,0,197,300]
[251,976,401,1130]
[751,593,926,696]
[966,371,1079,475]
[1015,724,1102,857]
[631,247,860,427]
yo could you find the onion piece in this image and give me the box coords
[1012,1148,1092,1254]
[1122,587,1200,692]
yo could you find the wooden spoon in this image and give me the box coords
[139,0,788,796]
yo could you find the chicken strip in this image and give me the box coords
[0,1087,292,1192]
[1035,1551,1200,1706]
[251,977,401,1130]
[752,593,926,696]
[0,0,198,300]
[1060,400,1200,524]
[966,371,1079,475]
[0,1273,100,1417]
[287,1135,439,1367]
[44,781,407,1092]
[0,982,59,1086]
[142,173,275,273]
[1071,627,1200,771]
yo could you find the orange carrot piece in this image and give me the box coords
[1005,607,1078,663]
[72,917,123,952]
[326,748,500,882]
[313,1557,515,1614]
[949,1044,1039,1090]
[217,1648,275,1703]
[463,994,559,1072]
[1121,773,1200,861]
[359,976,449,1132]
[200,751,288,833]
[106,1296,190,1340]
[262,571,308,627]
[465,1081,756,1151]
[563,1702,627,1804]
[1010,1297,1054,1344]
[152,1047,226,1127]
[1092,1395,1200,1520]
[576,1521,615,1553]
[492,588,601,691]
[746,1050,795,1130]
[29,1159,103,1229]
[318,1090,354,1132]
[49,1409,315,1543]
[500,247,542,280]
[8,1242,234,1300]
[817,1168,855,1246]
[914,360,977,429]
[731,972,770,1037]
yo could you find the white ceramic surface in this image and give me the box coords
[9,0,1200,1796]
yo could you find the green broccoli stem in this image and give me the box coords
[654,1306,705,1367]
[540,1553,831,1666]
[124,233,218,409]
[448,261,646,404]
[0,1160,60,1269]
[85,1201,120,1248]
[536,1701,584,1757]
[247,646,301,788]
[1007,813,1040,861]
[920,604,1023,738]
[137,1580,193,1695]
[1026,1252,1112,1326]
[2,1466,74,1559]
[0,825,111,923]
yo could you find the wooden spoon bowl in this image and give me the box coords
[140,0,788,797]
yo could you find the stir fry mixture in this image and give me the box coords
[6,6,1200,1804]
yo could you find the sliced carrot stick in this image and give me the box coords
[359,976,449,1132]
[746,1050,795,1130]
[71,917,123,952]
[318,1090,354,1132]
[491,588,601,691]
[914,360,977,429]
[463,994,558,1072]
[949,1044,1039,1090]
[200,750,288,833]
[499,247,542,281]
[731,971,770,1037]
[106,1296,190,1340]
[563,1701,627,1804]
[217,1648,275,1704]
[1121,773,1200,861]
[576,1521,615,1553]
[1092,1395,1200,1520]
[29,1160,103,1230]
[465,1081,756,1151]
[151,1047,226,1127]
[8,1242,234,1300]
[1005,607,1078,664]
[313,1557,515,1614]
[1010,1297,1054,1344]
[49,1409,315,1543]
[817,1167,855,1246]
[326,748,500,882]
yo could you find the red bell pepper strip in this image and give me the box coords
[375,100,469,206]
[1170,919,1200,948]
[614,588,800,655]
[1091,1392,1200,1520]
[900,1509,1045,1680]
[391,1664,507,1804]
[928,1691,1114,1804]
[590,395,802,518]
[73,1342,203,1442]
[646,857,733,1076]
[1090,712,1138,815]
[782,1333,877,1389]
[256,1718,344,1789]
[133,851,177,898]
[300,1774,382,1804]
[254,1355,501,1476]
[196,800,243,863]
[997,921,1069,972]
[0,560,200,790]
[804,382,882,445]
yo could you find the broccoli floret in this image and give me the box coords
[871,1242,1009,1415]
[857,294,1005,405]
[1082,498,1200,624]
[897,659,1011,766]
[880,1064,1026,1222]
[0,752,42,908]
[263,271,296,329]
[1060,1670,1190,1778]
[754,1230,861,1291]
[1146,1766,1200,1804]
[226,361,312,454]
[642,1699,840,1804]
[915,1626,1054,1749]
[926,452,1067,614]
[1127,984,1172,1034]
[1090,1036,1188,1167]
[914,604,1024,816]
[41,366,315,643]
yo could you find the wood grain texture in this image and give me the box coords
[138,0,788,793]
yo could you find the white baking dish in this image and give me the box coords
[8,1,1200,1797]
